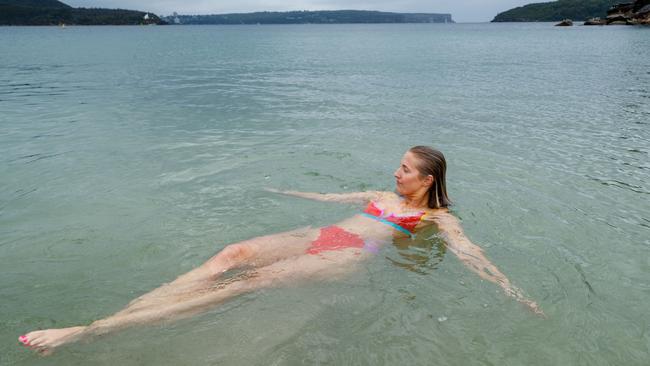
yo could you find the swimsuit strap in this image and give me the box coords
[360,212,415,238]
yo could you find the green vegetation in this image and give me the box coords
[2,0,69,8]
[492,0,620,22]
[0,0,165,25]
[168,10,454,25]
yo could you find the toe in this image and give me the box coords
[29,344,45,352]
[28,333,44,343]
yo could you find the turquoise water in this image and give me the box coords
[1,23,649,365]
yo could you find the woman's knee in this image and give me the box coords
[210,243,257,269]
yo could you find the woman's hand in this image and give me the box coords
[522,299,546,318]
[504,286,546,318]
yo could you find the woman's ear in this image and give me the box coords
[423,174,434,188]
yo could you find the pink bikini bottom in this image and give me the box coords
[306,226,370,255]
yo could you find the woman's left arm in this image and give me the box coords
[266,189,383,204]
[428,211,545,316]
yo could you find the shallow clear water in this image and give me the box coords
[1,23,649,365]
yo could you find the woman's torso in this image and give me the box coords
[334,192,442,241]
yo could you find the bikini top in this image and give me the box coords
[361,201,425,237]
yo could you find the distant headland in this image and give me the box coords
[0,0,454,26]
[163,10,454,25]
[492,0,649,24]
[0,0,164,25]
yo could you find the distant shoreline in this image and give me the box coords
[0,2,454,26]
[163,10,454,25]
[0,22,574,28]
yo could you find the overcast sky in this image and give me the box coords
[64,1,535,22]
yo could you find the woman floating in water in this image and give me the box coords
[19,146,543,353]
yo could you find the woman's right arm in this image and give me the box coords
[266,189,384,204]
[428,211,545,317]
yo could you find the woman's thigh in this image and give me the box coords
[234,248,367,291]
[226,226,322,266]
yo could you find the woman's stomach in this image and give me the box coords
[334,215,407,242]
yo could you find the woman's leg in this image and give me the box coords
[20,227,319,352]
[21,248,364,353]
[123,226,319,310]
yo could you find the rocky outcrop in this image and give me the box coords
[555,19,573,26]
[635,3,650,23]
[605,0,650,24]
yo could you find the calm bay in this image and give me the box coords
[1,23,649,365]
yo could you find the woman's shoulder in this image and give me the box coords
[421,207,453,221]
[365,191,399,203]
[421,209,464,234]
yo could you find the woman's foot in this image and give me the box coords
[19,326,86,354]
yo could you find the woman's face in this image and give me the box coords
[394,151,431,196]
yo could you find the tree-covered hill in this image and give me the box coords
[168,10,454,25]
[1,0,70,8]
[492,0,620,22]
[0,0,165,25]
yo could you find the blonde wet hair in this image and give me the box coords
[408,146,451,209]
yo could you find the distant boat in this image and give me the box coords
[555,19,573,26]
[142,12,156,25]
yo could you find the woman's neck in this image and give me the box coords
[400,192,428,210]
